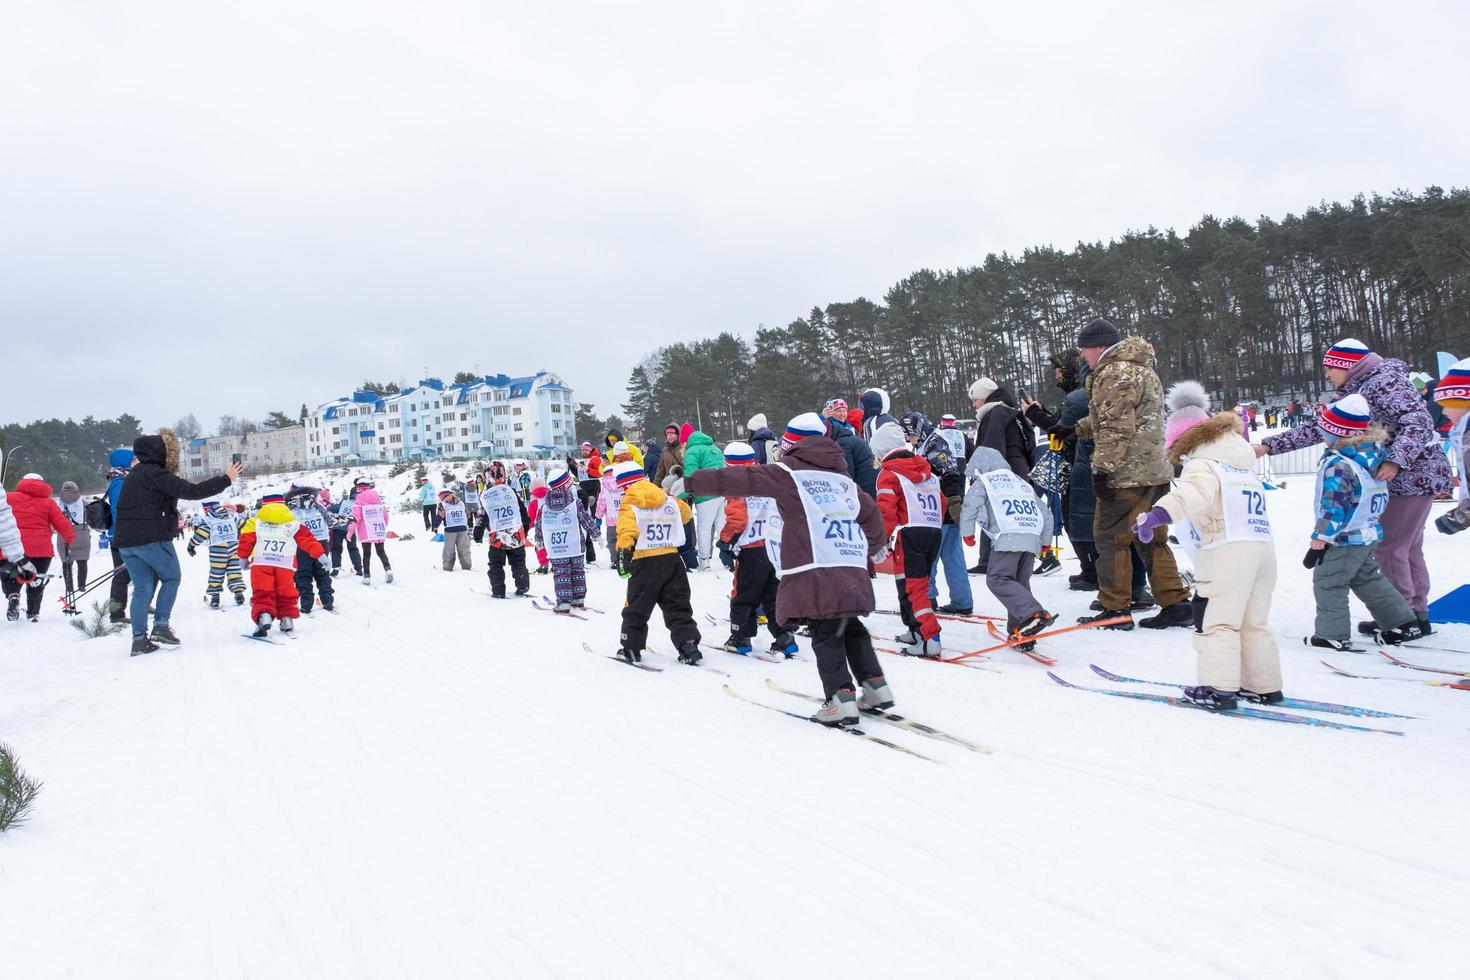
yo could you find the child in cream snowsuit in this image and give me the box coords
[1133,382,1279,709]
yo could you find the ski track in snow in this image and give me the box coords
[2,460,1468,978]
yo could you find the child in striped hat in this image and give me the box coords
[1304,393,1422,650]
[239,490,327,637]
[612,460,701,665]
[714,441,797,660]
[534,468,598,612]
[1432,358,1470,535]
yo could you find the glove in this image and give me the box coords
[617,549,634,579]
[718,541,735,572]
[0,558,17,580]
[1302,546,1326,569]
[317,556,332,574]
[1133,506,1170,544]
[1091,471,1114,502]
[1047,424,1076,441]
[963,535,976,548]
[1435,513,1466,535]
[7,559,39,584]
[872,545,892,566]
[187,544,197,558]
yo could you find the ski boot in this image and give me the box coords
[722,635,754,656]
[385,570,395,584]
[361,573,371,586]
[253,613,274,637]
[514,587,531,598]
[280,618,294,634]
[1182,685,1238,711]
[1304,635,1360,652]
[858,675,894,711]
[151,624,180,646]
[27,613,38,623]
[1139,602,1193,630]
[902,635,942,659]
[331,565,340,578]
[1375,622,1424,646]
[235,592,246,606]
[6,595,19,622]
[677,641,703,666]
[894,627,920,646]
[1237,689,1284,706]
[1077,608,1134,630]
[554,600,573,614]
[615,645,641,664]
[813,688,859,727]
[1016,610,1057,638]
[209,593,221,610]
[936,603,972,616]
[1418,616,1433,637]
[770,631,800,659]
[130,635,160,657]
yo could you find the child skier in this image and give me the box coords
[330,486,362,578]
[187,498,247,608]
[596,441,636,573]
[714,441,798,658]
[872,425,946,658]
[525,476,550,573]
[959,447,1056,646]
[1296,394,1423,650]
[287,485,336,613]
[1432,359,1470,535]
[1132,382,1277,709]
[686,413,890,725]
[238,491,327,637]
[483,474,532,598]
[577,443,603,563]
[438,487,472,570]
[351,479,394,584]
[534,468,597,612]
[612,459,702,665]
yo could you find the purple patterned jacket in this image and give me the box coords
[1262,354,1452,497]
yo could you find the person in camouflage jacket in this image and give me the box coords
[1060,320,1190,627]
[1258,338,1451,626]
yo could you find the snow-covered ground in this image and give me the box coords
[2,459,1467,978]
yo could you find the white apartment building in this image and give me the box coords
[243,424,308,473]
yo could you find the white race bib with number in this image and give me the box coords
[977,470,1044,538]
[254,520,298,568]
[737,496,776,548]
[634,498,685,550]
[442,503,468,530]
[359,505,388,544]
[602,483,625,523]
[1175,516,1203,565]
[542,502,583,559]
[898,474,943,530]
[775,465,868,575]
[293,506,330,541]
[1208,461,1274,546]
[1323,456,1390,538]
[206,512,239,546]
[484,485,520,532]
[938,429,967,460]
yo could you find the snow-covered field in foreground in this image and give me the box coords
[1,474,1467,979]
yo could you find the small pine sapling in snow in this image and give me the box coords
[71,601,127,639]
[0,742,43,832]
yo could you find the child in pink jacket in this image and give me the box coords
[349,479,393,584]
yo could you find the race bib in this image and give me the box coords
[1209,461,1273,546]
[293,506,330,541]
[542,502,583,559]
[602,483,625,523]
[442,503,468,530]
[899,474,943,530]
[484,485,520,532]
[253,520,298,568]
[938,429,967,460]
[359,504,388,544]
[977,470,1044,538]
[776,465,868,575]
[634,499,685,551]
[207,512,239,546]
[1323,457,1390,539]
[738,496,776,548]
[1175,516,1203,564]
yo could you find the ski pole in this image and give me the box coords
[56,565,116,608]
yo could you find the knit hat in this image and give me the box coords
[354,478,374,489]
[613,460,644,488]
[869,421,909,461]
[1318,393,1372,438]
[825,398,848,413]
[939,414,957,428]
[1433,358,1470,408]
[665,423,679,436]
[782,412,826,448]
[1163,380,1212,448]
[723,441,757,465]
[611,441,631,458]
[260,491,285,505]
[22,472,41,481]
[547,468,573,491]
[1077,317,1122,349]
[580,441,594,451]
[1323,337,1371,371]
[968,377,998,403]
[420,477,429,483]
[746,413,767,433]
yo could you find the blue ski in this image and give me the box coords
[1088,665,1414,720]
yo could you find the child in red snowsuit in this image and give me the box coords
[874,439,946,658]
[238,491,325,636]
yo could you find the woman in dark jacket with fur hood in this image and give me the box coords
[114,429,240,655]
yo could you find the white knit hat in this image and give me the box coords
[968,377,998,403]
[869,421,908,461]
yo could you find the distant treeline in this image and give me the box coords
[619,187,1470,438]
[2,416,143,492]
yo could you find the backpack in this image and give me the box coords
[84,497,112,532]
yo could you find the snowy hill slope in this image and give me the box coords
[1,478,1467,978]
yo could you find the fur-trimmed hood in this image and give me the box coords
[1168,412,1249,466]
[133,428,181,475]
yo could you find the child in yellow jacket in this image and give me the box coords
[612,460,701,665]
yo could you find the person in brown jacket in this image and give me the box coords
[686,413,890,726]
[653,423,686,487]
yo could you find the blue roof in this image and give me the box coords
[323,406,340,420]
[189,438,207,448]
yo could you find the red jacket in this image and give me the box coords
[875,451,943,537]
[4,477,74,560]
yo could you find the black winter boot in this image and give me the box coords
[1138,601,1193,629]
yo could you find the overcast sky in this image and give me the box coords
[3,0,1466,431]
